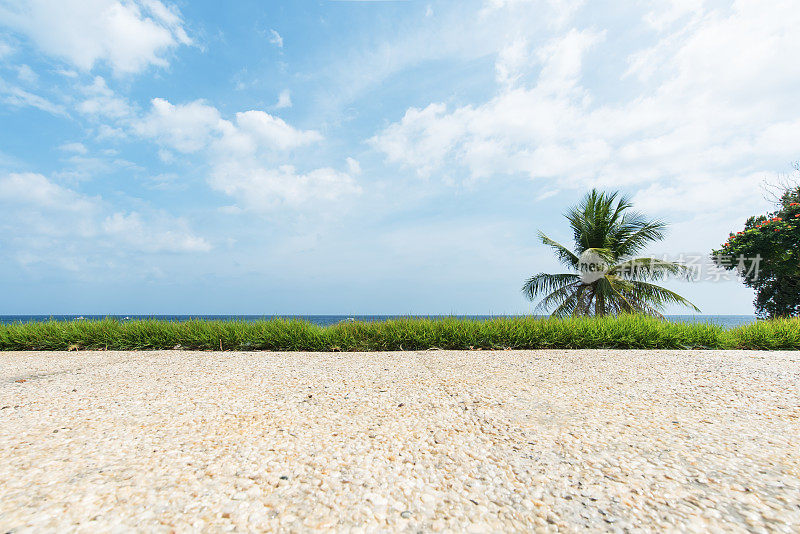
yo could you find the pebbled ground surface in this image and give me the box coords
[1,349,799,533]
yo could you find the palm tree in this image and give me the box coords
[523,189,699,317]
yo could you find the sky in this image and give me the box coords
[0,0,798,315]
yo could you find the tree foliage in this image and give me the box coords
[712,180,800,318]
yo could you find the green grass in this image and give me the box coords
[1,315,798,351]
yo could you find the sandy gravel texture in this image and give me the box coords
[1,350,799,533]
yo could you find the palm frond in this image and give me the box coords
[538,233,580,269]
[602,275,638,314]
[567,189,619,251]
[534,281,582,314]
[521,273,580,301]
[609,193,634,223]
[572,282,591,316]
[549,291,582,317]
[612,257,690,282]
[625,280,700,313]
[613,219,667,257]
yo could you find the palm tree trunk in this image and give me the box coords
[595,287,606,316]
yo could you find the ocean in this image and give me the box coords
[0,315,757,328]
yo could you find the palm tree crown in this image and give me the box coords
[523,189,699,317]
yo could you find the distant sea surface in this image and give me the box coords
[0,315,757,328]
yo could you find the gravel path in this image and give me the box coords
[1,350,799,532]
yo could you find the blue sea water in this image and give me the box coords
[0,314,757,328]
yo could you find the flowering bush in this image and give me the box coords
[712,184,800,317]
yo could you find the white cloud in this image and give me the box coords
[134,97,223,153]
[275,89,292,109]
[16,64,37,83]
[0,78,65,115]
[631,172,768,217]
[131,97,358,212]
[481,0,585,29]
[313,0,589,118]
[134,98,322,154]
[139,0,189,40]
[59,142,88,154]
[0,173,99,270]
[234,110,322,151]
[0,0,191,75]
[102,211,211,253]
[371,1,800,222]
[268,29,283,48]
[209,162,361,212]
[0,39,13,57]
[536,189,559,201]
[50,83,356,214]
[96,123,126,140]
[641,0,704,34]
[78,76,133,119]
[157,148,175,163]
[54,68,78,78]
[0,172,96,213]
[0,172,210,267]
[534,28,603,93]
[495,37,529,87]
[371,102,464,178]
[371,28,604,180]
[346,157,362,176]
[52,153,140,183]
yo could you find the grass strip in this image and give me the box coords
[1,315,798,351]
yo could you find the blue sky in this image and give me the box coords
[1,0,798,315]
